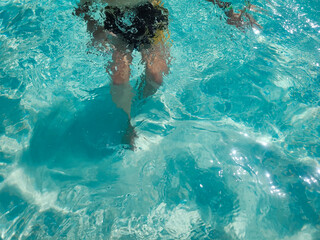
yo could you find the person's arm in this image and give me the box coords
[74,0,92,18]
[75,0,104,35]
[206,0,262,29]
[206,0,231,9]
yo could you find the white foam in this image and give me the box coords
[282,225,317,240]
[256,136,272,147]
[224,213,247,239]
[111,203,203,239]
[273,76,294,89]
[0,135,23,155]
[291,107,319,124]
[2,168,66,213]
[132,129,164,152]
[165,206,201,239]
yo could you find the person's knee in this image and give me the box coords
[111,51,132,84]
[147,69,163,84]
[112,68,131,85]
[146,62,168,85]
[111,60,131,84]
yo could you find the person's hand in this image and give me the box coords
[74,2,90,17]
[225,5,263,29]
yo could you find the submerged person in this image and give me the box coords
[75,0,261,146]
[76,0,171,119]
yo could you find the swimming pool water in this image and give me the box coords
[0,0,320,239]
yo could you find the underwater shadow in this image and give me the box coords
[21,86,129,169]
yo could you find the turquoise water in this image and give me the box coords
[1,0,320,239]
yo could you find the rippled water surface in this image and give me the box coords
[1,0,320,239]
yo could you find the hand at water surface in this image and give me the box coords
[226,7,263,29]
[207,0,263,29]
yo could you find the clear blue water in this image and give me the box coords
[1,0,320,239]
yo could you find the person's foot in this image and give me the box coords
[122,120,137,150]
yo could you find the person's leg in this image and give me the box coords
[76,4,137,147]
[141,42,169,98]
[110,49,132,85]
[109,48,137,148]
[109,49,134,118]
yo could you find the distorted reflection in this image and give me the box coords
[301,176,318,185]
[266,171,286,197]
